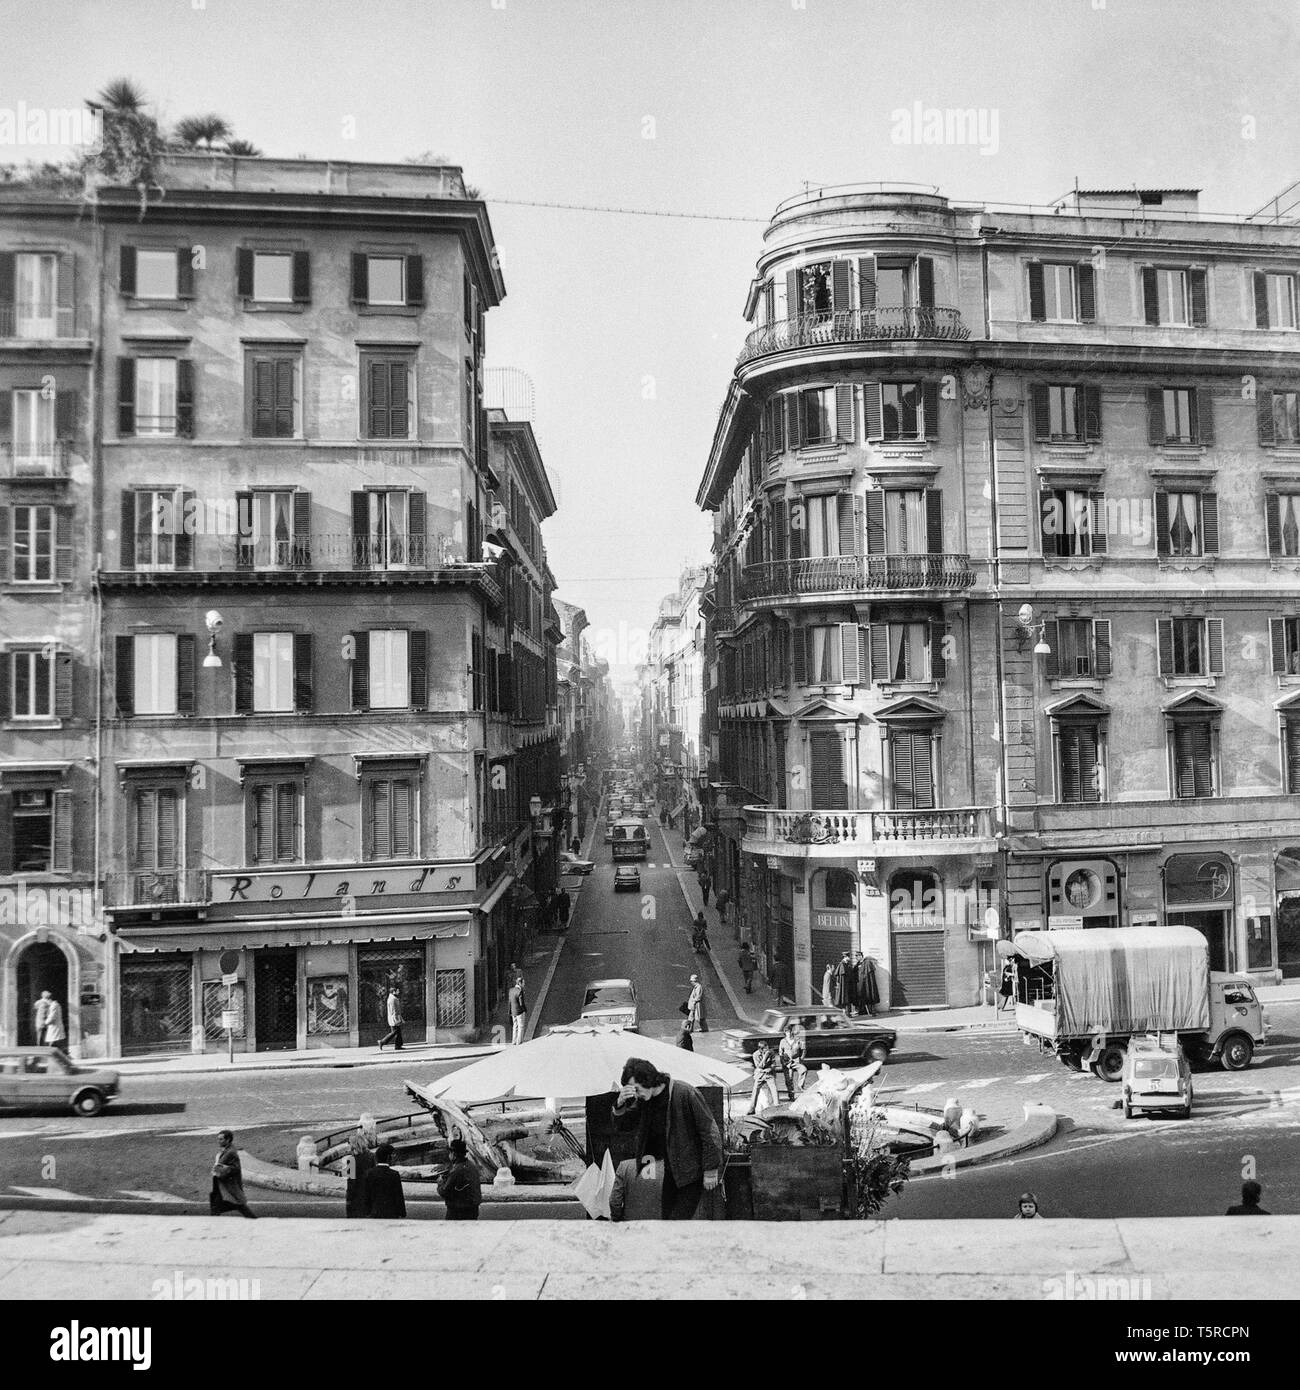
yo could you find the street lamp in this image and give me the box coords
[203,610,224,668]
[1016,603,1052,658]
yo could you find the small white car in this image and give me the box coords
[1122,1036,1193,1120]
[579,978,638,1031]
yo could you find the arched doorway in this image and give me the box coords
[16,941,69,1046]
[888,869,947,1006]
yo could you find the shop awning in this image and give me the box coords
[478,873,515,915]
[688,827,709,844]
[118,909,471,952]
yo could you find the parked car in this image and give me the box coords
[613,865,641,892]
[603,823,617,844]
[723,1007,896,1067]
[559,851,594,876]
[1122,1035,1193,1119]
[630,802,646,818]
[0,1047,120,1117]
[579,978,639,1030]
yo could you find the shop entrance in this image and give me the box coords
[1166,908,1231,973]
[1164,852,1234,973]
[889,870,947,1006]
[15,942,68,1046]
[357,945,426,1046]
[253,949,298,1051]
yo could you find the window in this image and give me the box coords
[1041,488,1105,558]
[12,253,58,337]
[134,249,179,300]
[1259,391,1300,447]
[882,383,921,440]
[1266,494,1300,557]
[1157,617,1224,678]
[126,489,192,571]
[361,356,413,439]
[1057,722,1107,803]
[807,626,843,683]
[249,780,301,863]
[1042,264,1076,322]
[1169,718,1218,798]
[824,869,856,910]
[1155,491,1218,558]
[889,728,935,810]
[369,630,409,709]
[1044,618,1112,679]
[131,786,180,869]
[1027,261,1097,324]
[884,623,931,682]
[248,354,300,437]
[808,729,848,809]
[11,788,57,870]
[133,633,178,715]
[1031,384,1101,443]
[237,490,296,569]
[367,256,405,305]
[876,265,909,310]
[135,358,177,436]
[8,649,52,718]
[252,253,292,303]
[10,504,53,581]
[1270,618,1300,675]
[253,633,294,712]
[1254,271,1298,329]
[885,490,927,553]
[794,262,833,315]
[10,388,54,469]
[353,489,425,567]
[352,253,424,309]
[365,776,416,859]
[1142,266,1208,327]
[799,387,834,446]
[804,494,842,558]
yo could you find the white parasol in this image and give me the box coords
[414,1024,750,1103]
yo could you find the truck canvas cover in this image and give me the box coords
[1012,927,1211,1036]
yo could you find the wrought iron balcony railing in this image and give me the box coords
[0,302,83,339]
[1,440,72,477]
[739,306,969,364]
[741,553,975,601]
[105,870,211,907]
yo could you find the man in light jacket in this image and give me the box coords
[378,986,404,1051]
[686,974,708,1033]
[612,1058,722,1220]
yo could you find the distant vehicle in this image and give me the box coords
[630,801,646,818]
[614,865,640,893]
[559,851,594,876]
[0,1047,120,1117]
[603,823,617,844]
[683,846,704,869]
[1013,927,1268,1081]
[722,1007,896,1068]
[1122,1035,1193,1120]
[610,819,648,862]
[579,978,638,1030]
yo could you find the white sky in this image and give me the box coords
[4,0,1299,675]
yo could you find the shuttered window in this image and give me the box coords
[249,354,299,437]
[366,777,416,860]
[362,357,412,439]
[1041,489,1106,558]
[1253,271,1298,329]
[1270,617,1300,675]
[889,730,935,810]
[808,730,848,810]
[250,780,301,863]
[1142,267,1207,327]
[1285,719,1300,794]
[1171,719,1217,799]
[1058,722,1105,803]
[132,787,180,870]
[1156,617,1223,677]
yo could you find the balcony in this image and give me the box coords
[105,870,211,908]
[739,306,969,365]
[743,805,997,858]
[1,441,71,479]
[0,303,84,340]
[742,554,976,602]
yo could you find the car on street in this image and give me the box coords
[613,865,640,892]
[579,978,639,1030]
[0,1046,121,1117]
[559,851,594,875]
[630,801,646,818]
[723,1007,896,1067]
[1122,1035,1193,1119]
[603,823,617,844]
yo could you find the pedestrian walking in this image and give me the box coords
[778,1022,807,1098]
[738,943,757,994]
[821,963,835,1007]
[362,1143,407,1218]
[998,958,1017,1012]
[508,978,527,1046]
[378,986,404,1050]
[676,1021,695,1051]
[715,887,730,927]
[698,868,712,906]
[209,1130,257,1218]
[557,886,572,929]
[610,1154,663,1221]
[570,835,580,856]
[436,1137,483,1220]
[344,1132,376,1218]
[1226,1180,1269,1215]
[1014,1191,1042,1219]
[691,911,711,953]
[771,952,788,1005]
[746,1039,780,1115]
[686,974,708,1033]
[612,1059,722,1220]
[857,953,879,1017]
[34,990,67,1051]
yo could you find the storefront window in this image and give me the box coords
[306,976,349,1036]
[203,981,246,1041]
[1164,852,1234,972]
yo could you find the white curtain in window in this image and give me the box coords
[253,632,294,712]
[1281,495,1300,557]
[886,491,926,554]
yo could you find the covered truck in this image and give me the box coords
[1012,926,1267,1081]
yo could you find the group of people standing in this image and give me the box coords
[342,1133,482,1220]
[32,990,67,1050]
[821,951,879,1017]
[746,1022,808,1115]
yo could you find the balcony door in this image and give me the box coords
[15,254,57,339]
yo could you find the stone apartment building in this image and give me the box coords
[698,182,1300,1009]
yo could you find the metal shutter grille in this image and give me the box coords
[436,968,467,1027]
[890,932,946,1006]
[120,957,193,1055]
[811,928,853,999]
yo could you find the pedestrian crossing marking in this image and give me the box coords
[901,1082,942,1093]
[960,1078,999,1088]
[117,1190,188,1204]
[1015,1073,1050,1084]
[49,1127,140,1141]
[8,1186,93,1201]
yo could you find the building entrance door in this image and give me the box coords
[357,946,426,1046]
[1166,909,1231,973]
[253,949,298,1051]
[15,942,68,1046]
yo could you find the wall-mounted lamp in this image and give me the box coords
[1016,603,1052,658]
[203,610,224,668]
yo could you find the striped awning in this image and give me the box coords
[118,909,471,952]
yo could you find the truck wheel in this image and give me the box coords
[1092,1045,1126,1083]
[1060,1048,1084,1071]
[1220,1036,1254,1071]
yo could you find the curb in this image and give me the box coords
[907,1103,1058,1175]
[241,1153,575,1205]
[524,934,567,1043]
[94,1044,502,1079]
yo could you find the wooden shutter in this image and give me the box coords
[1082,385,1102,442]
[369,780,390,859]
[0,651,8,721]
[1206,618,1224,675]
[869,624,889,682]
[54,507,73,580]
[865,490,886,554]
[409,630,428,708]
[786,393,800,448]
[232,633,254,712]
[835,383,855,442]
[406,254,424,306]
[351,492,369,569]
[809,730,848,809]
[892,730,934,810]
[916,256,935,309]
[176,248,194,299]
[292,491,311,567]
[858,256,876,310]
[1061,725,1100,803]
[1027,262,1046,321]
[391,779,414,856]
[1201,493,1219,554]
[351,632,369,709]
[1266,493,1282,555]
[1093,620,1112,677]
[1154,491,1170,555]
[788,497,806,559]
[292,251,311,304]
[1141,267,1159,324]
[117,358,136,435]
[408,490,426,560]
[176,634,196,714]
[791,626,806,684]
[1254,271,1270,328]
[388,362,409,438]
[1089,492,1108,555]
[273,358,295,436]
[176,359,195,438]
[52,788,74,871]
[1077,263,1096,322]
[1259,392,1277,446]
[173,489,194,569]
[236,248,254,298]
[1195,389,1214,445]
[119,246,136,296]
[922,380,940,440]
[1156,618,1174,675]
[276,783,298,861]
[1031,383,1051,440]
[1147,388,1165,445]
[1174,721,1213,798]
[925,488,943,554]
[840,624,861,683]
[831,260,851,312]
[54,650,73,717]
[836,494,856,554]
[771,498,787,561]
[0,507,7,582]
[252,785,273,862]
[471,631,483,709]
[1287,721,1300,794]
[55,387,76,442]
[1188,269,1208,326]
[863,382,883,440]
[785,268,799,321]
[0,389,9,440]
[929,620,947,680]
[0,251,13,312]
[850,494,864,555]
[115,636,134,714]
[252,359,274,436]
[234,490,254,568]
[1042,619,1060,678]
[293,633,313,711]
[1271,618,1287,674]
[351,253,368,303]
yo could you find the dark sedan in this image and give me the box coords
[722,1007,896,1067]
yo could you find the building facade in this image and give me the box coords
[697,183,1300,1009]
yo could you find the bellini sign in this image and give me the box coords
[210,864,476,904]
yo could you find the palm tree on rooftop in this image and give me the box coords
[173,114,232,149]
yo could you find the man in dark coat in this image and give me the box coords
[1226,1180,1270,1215]
[436,1138,483,1220]
[612,1059,722,1220]
[361,1143,407,1218]
[210,1130,257,1218]
[344,1134,376,1218]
